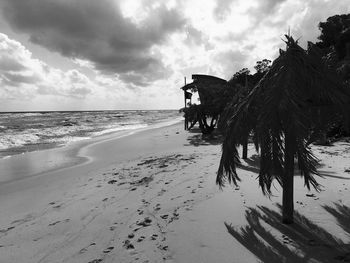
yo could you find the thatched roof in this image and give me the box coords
[181,74,227,105]
[217,35,350,194]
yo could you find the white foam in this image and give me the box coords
[0,133,41,150]
[51,136,91,145]
[92,124,148,136]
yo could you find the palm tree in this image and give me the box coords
[217,35,350,224]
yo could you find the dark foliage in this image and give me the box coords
[217,35,350,194]
[317,14,350,60]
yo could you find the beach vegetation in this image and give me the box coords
[216,35,350,224]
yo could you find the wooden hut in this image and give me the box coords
[181,74,228,132]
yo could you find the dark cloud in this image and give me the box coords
[213,49,247,78]
[256,0,287,15]
[36,83,92,98]
[119,61,172,87]
[213,0,286,23]
[0,56,27,71]
[1,72,39,86]
[68,86,92,98]
[1,0,186,85]
[246,0,287,24]
[184,25,211,48]
[213,0,235,22]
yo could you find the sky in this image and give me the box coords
[0,0,349,111]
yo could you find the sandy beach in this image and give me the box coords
[1,121,350,263]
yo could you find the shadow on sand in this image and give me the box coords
[225,204,350,262]
[184,128,223,147]
[237,154,261,174]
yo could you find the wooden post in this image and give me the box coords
[242,74,248,159]
[242,137,248,159]
[282,131,295,224]
[184,77,188,130]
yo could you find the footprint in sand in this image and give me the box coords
[48,221,61,226]
[137,209,144,215]
[306,193,316,198]
[157,189,166,196]
[160,214,169,219]
[141,199,149,204]
[108,180,117,184]
[0,226,15,233]
[80,244,96,254]
[150,234,158,240]
[282,235,292,244]
[11,214,34,225]
[103,246,114,253]
[158,245,168,251]
[154,204,161,211]
[137,236,145,242]
[48,219,70,226]
[136,217,152,227]
[123,240,135,249]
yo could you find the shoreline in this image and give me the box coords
[0,118,182,185]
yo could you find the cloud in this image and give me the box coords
[212,49,248,79]
[1,0,350,111]
[2,72,39,86]
[213,0,235,22]
[0,33,93,99]
[1,0,186,85]
[248,0,287,23]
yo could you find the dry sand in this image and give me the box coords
[0,122,350,263]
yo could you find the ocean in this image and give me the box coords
[0,110,182,158]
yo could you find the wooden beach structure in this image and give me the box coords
[181,74,227,133]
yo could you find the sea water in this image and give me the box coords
[0,110,182,158]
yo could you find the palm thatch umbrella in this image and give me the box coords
[217,35,350,224]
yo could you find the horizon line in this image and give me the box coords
[0,109,180,113]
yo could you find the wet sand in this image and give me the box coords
[0,122,350,263]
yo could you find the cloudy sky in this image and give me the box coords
[0,0,349,111]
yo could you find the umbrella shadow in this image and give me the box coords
[318,170,350,180]
[237,154,260,174]
[184,129,223,147]
[225,204,350,263]
[323,203,350,236]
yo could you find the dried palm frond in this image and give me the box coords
[217,35,350,194]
